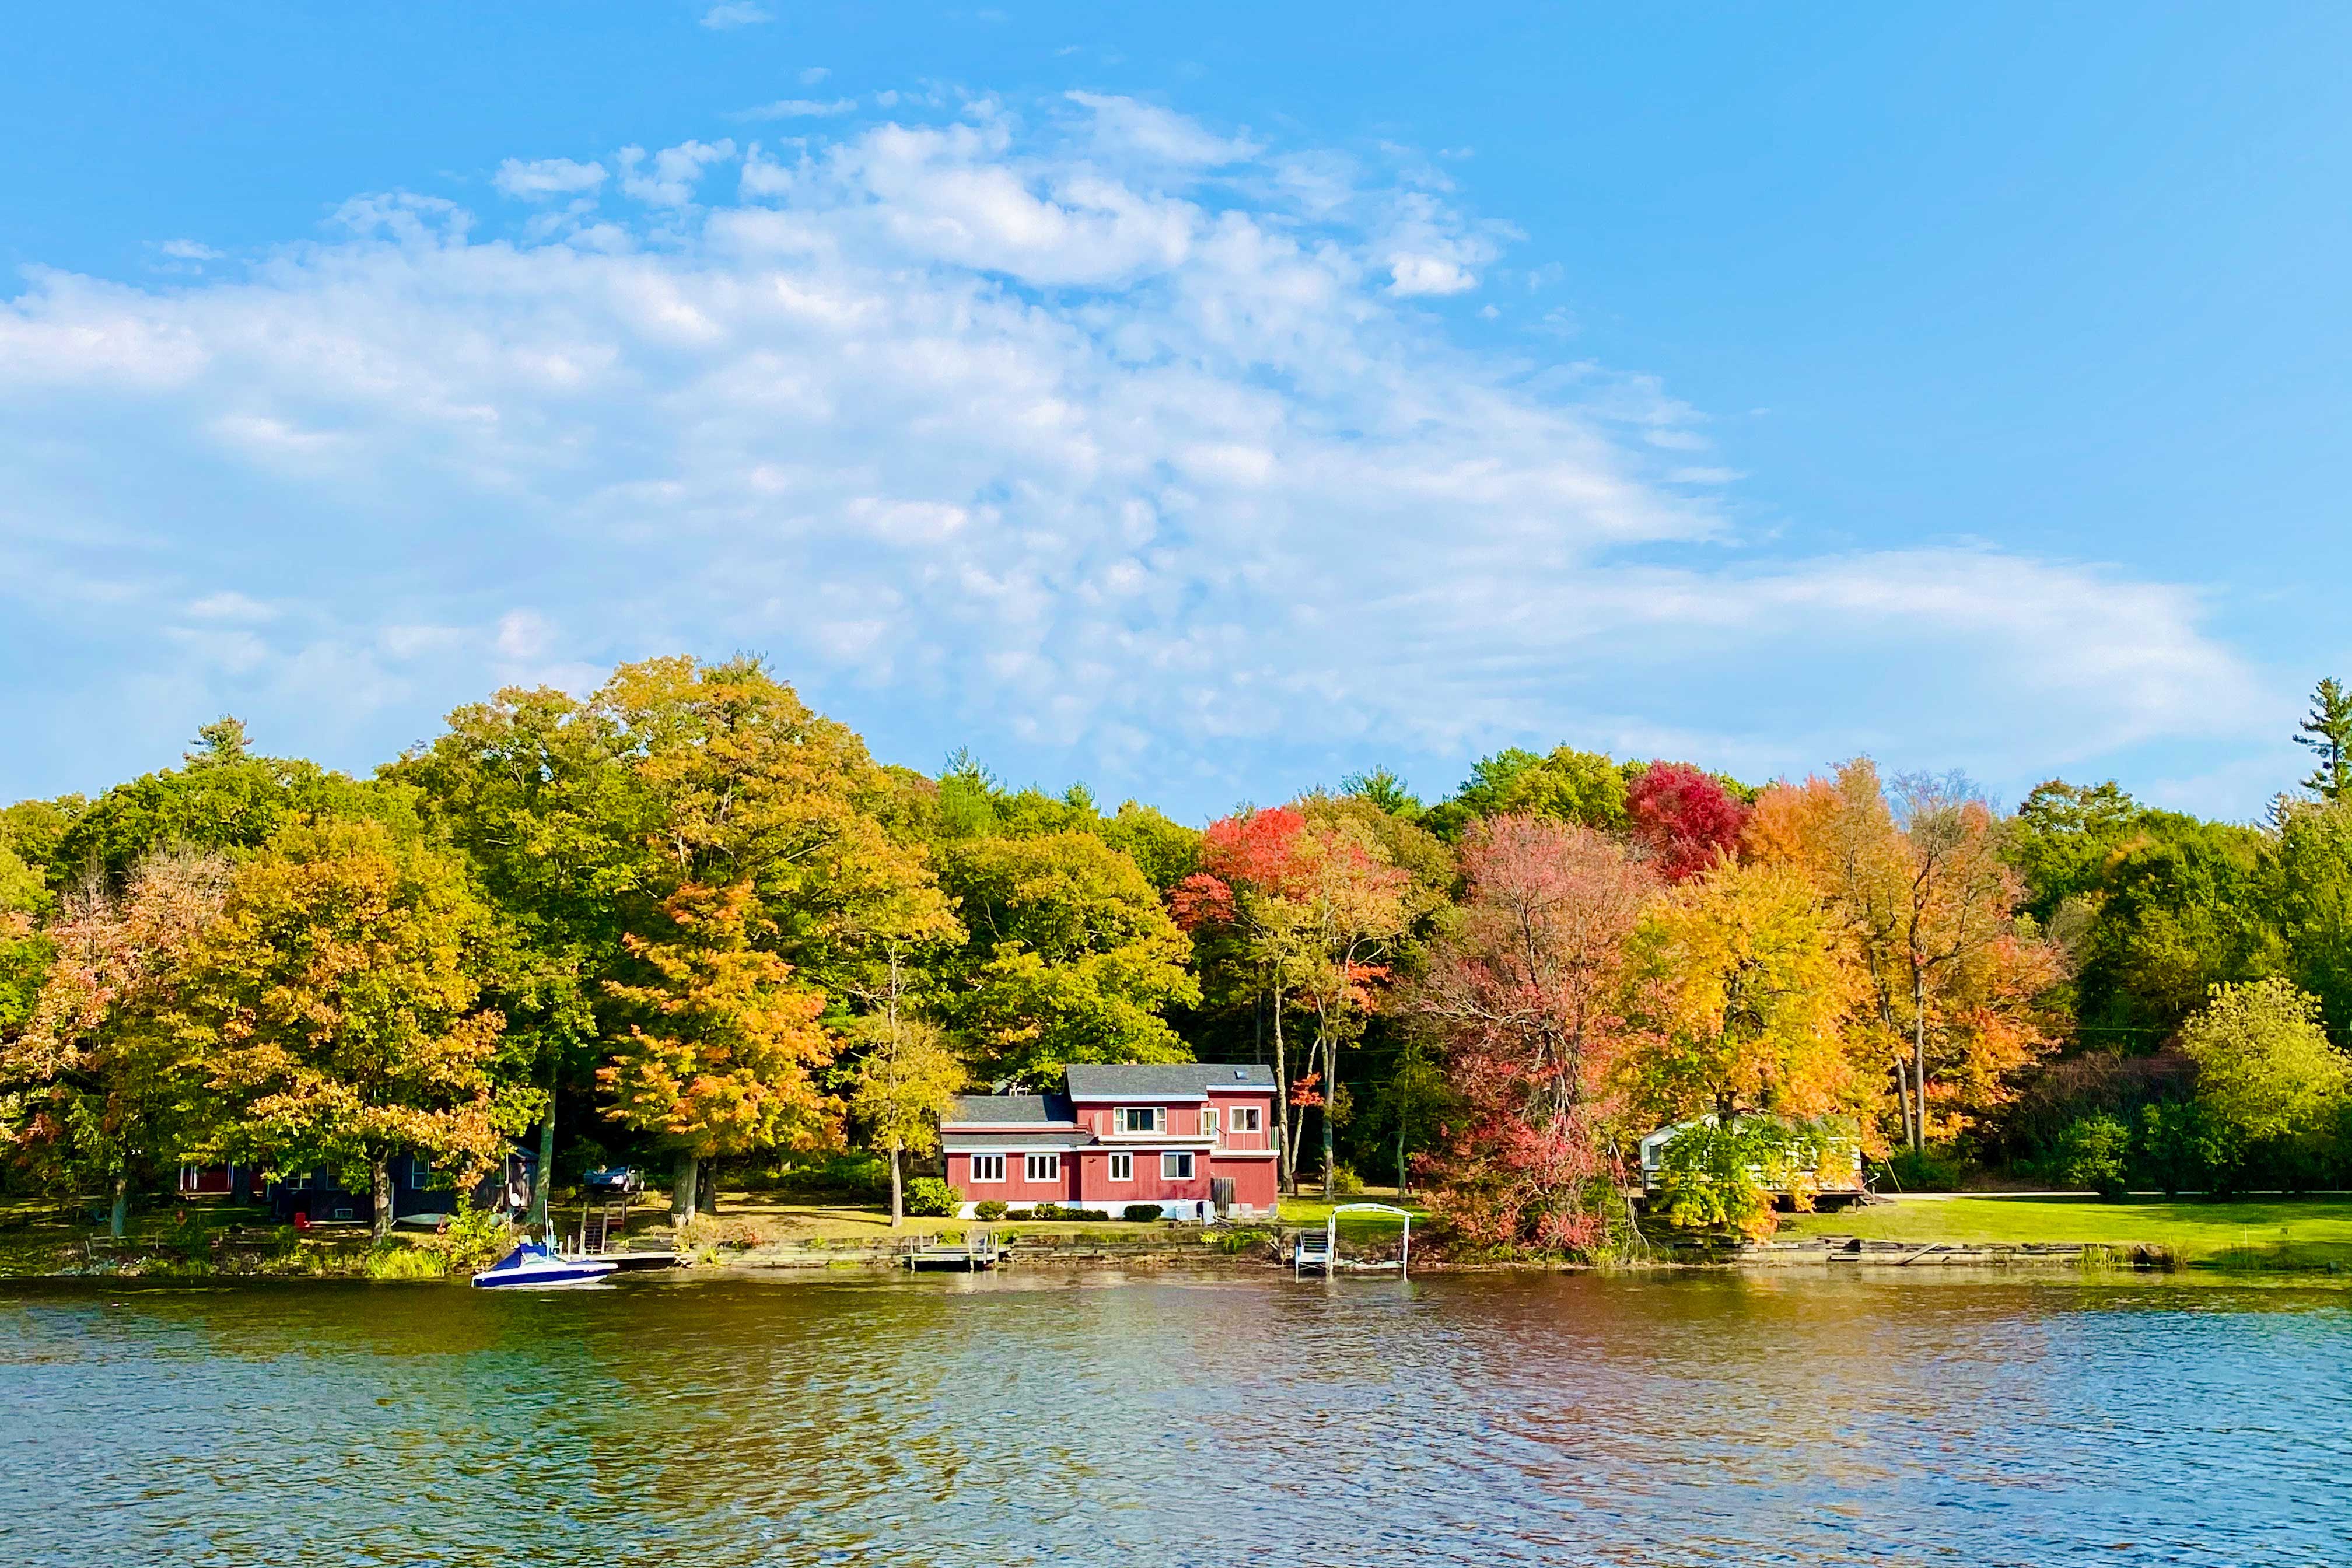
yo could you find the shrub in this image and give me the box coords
[435,1201,513,1271]
[1329,1164,1364,1197]
[1654,1117,1850,1239]
[972,1199,1008,1220]
[361,1240,447,1280]
[674,1215,762,1251]
[2055,1114,2132,1200]
[1122,1203,1164,1223]
[904,1177,959,1218]
[1028,1202,1064,1220]
[1875,1144,1968,1193]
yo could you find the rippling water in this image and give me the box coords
[4,1269,2347,1566]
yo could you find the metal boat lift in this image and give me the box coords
[1294,1202,1412,1278]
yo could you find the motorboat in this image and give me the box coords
[470,1239,619,1289]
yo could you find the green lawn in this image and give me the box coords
[1278,1192,1427,1237]
[1780,1194,2352,1270]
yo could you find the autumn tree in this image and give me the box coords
[1626,762,1751,883]
[1749,761,2059,1150]
[850,1007,965,1227]
[1286,809,1427,1199]
[1175,807,1316,1189]
[3,851,232,1236]
[1415,817,1656,1252]
[601,882,841,1224]
[386,684,646,1225]
[1623,859,1864,1130]
[181,819,522,1242]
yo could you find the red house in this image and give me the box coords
[942,1063,1281,1219]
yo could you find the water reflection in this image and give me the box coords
[3,1272,2346,1566]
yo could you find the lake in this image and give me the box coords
[3,1269,2346,1566]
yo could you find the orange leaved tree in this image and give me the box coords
[600,881,841,1224]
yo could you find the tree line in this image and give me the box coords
[4,658,2351,1251]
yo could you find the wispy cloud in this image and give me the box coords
[0,92,2270,811]
[699,2,772,30]
[494,156,608,199]
[733,97,858,121]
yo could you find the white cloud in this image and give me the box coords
[495,157,608,199]
[158,239,221,261]
[0,97,2271,813]
[699,2,772,29]
[616,139,737,206]
[1387,254,1476,296]
[799,66,831,86]
[186,590,278,623]
[734,98,858,121]
[1065,92,1257,166]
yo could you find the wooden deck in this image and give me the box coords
[902,1231,1001,1270]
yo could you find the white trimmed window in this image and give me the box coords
[1201,1107,1220,1138]
[1025,1152,1061,1182]
[1108,1152,1133,1181]
[1161,1152,1195,1180]
[1231,1106,1263,1134]
[1116,1107,1163,1134]
[410,1158,432,1190]
[970,1154,1006,1183]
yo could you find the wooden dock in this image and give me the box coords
[902,1231,1001,1270]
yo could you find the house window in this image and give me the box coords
[410,1158,432,1190]
[1231,1106,1263,1135]
[1161,1152,1195,1180]
[970,1154,1006,1183]
[1116,1107,1163,1134]
[1108,1153,1133,1181]
[1025,1153,1061,1182]
[1202,1107,1220,1138]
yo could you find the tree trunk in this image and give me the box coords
[1272,981,1293,1195]
[1396,1118,1408,1198]
[1910,973,1929,1153]
[370,1158,393,1242]
[888,1140,905,1228]
[109,1171,128,1241]
[531,1053,557,1230]
[671,1149,699,1226]
[1320,1031,1337,1202]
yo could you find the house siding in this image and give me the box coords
[946,1066,1280,1217]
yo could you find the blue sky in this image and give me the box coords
[5,4,2348,821]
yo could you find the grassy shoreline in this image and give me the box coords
[1777,1193,2352,1272]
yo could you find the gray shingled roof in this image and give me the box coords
[1062,1063,1276,1098]
[940,1129,1095,1150]
[945,1094,1072,1125]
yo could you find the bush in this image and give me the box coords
[904,1177,959,1217]
[972,1199,1008,1220]
[361,1240,447,1280]
[1028,1202,1064,1220]
[2055,1114,2132,1200]
[435,1201,513,1271]
[1329,1164,1364,1197]
[1875,1144,1968,1193]
[1075,1209,1110,1221]
[1122,1203,1165,1223]
[674,1215,762,1251]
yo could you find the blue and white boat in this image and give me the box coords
[470,1239,619,1289]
